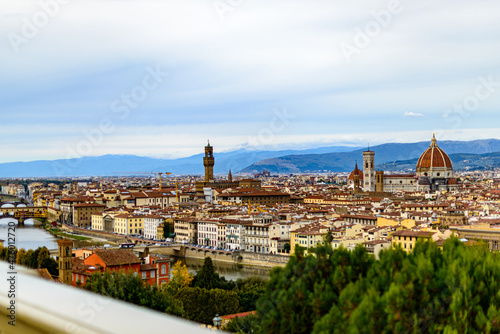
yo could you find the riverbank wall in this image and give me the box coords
[151,246,289,268]
[61,224,128,244]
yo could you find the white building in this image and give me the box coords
[224,220,247,251]
[269,222,292,254]
[197,220,219,247]
[245,222,271,253]
[143,215,164,240]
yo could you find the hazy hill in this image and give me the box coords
[0,146,359,178]
[2,139,500,177]
[240,139,500,174]
[380,152,500,172]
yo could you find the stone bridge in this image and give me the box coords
[0,205,47,223]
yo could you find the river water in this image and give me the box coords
[0,218,58,250]
[180,257,271,281]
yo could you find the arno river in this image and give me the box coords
[0,218,58,250]
[0,217,270,280]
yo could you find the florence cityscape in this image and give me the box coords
[1,0,500,333]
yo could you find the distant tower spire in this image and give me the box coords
[204,142,215,182]
[353,161,360,194]
[228,169,233,182]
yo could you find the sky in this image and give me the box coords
[1,0,500,163]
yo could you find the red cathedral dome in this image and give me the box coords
[348,162,364,180]
[416,134,453,172]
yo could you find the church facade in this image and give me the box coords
[350,135,459,193]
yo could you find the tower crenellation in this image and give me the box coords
[203,141,215,182]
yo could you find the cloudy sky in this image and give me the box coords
[1,0,500,163]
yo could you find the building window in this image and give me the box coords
[142,271,146,279]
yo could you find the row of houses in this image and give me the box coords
[173,215,294,253]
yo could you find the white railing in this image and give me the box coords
[0,262,209,334]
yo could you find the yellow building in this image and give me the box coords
[47,207,61,223]
[303,196,324,204]
[391,230,434,252]
[73,203,106,228]
[91,213,104,231]
[449,224,500,251]
[377,217,416,229]
[345,224,365,238]
[290,224,328,255]
[174,218,198,244]
[157,225,164,240]
[114,214,144,236]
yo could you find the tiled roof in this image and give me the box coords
[94,250,142,266]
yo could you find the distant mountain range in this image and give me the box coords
[240,139,500,174]
[379,152,500,172]
[2,139,500,178]
[0,145,360,178]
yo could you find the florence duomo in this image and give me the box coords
[350,134,459,193]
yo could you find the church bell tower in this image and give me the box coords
[363,149,376,192]
[57,239,73,284]
[204,141,215,182]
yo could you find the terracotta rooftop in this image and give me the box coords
[94,249,142,266]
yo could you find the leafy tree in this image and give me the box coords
[22,249,34,267]
[283,243,290,253]
[226,313,259,333]
[36,247,50,267]
[163,220,175,239]
[194,257,219,290]
[254,238,500,334]
[29,247,41,268]
[84,271,184,317]
[16,248,26,265]
[323,230,334,244]
[234,277,266,312]
[193,257,236,291]
[175,287,240,325]
[0,245,9,261]
[168,261,193,293]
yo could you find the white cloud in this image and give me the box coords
[0,0,499,162]
[404,112,425,118]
